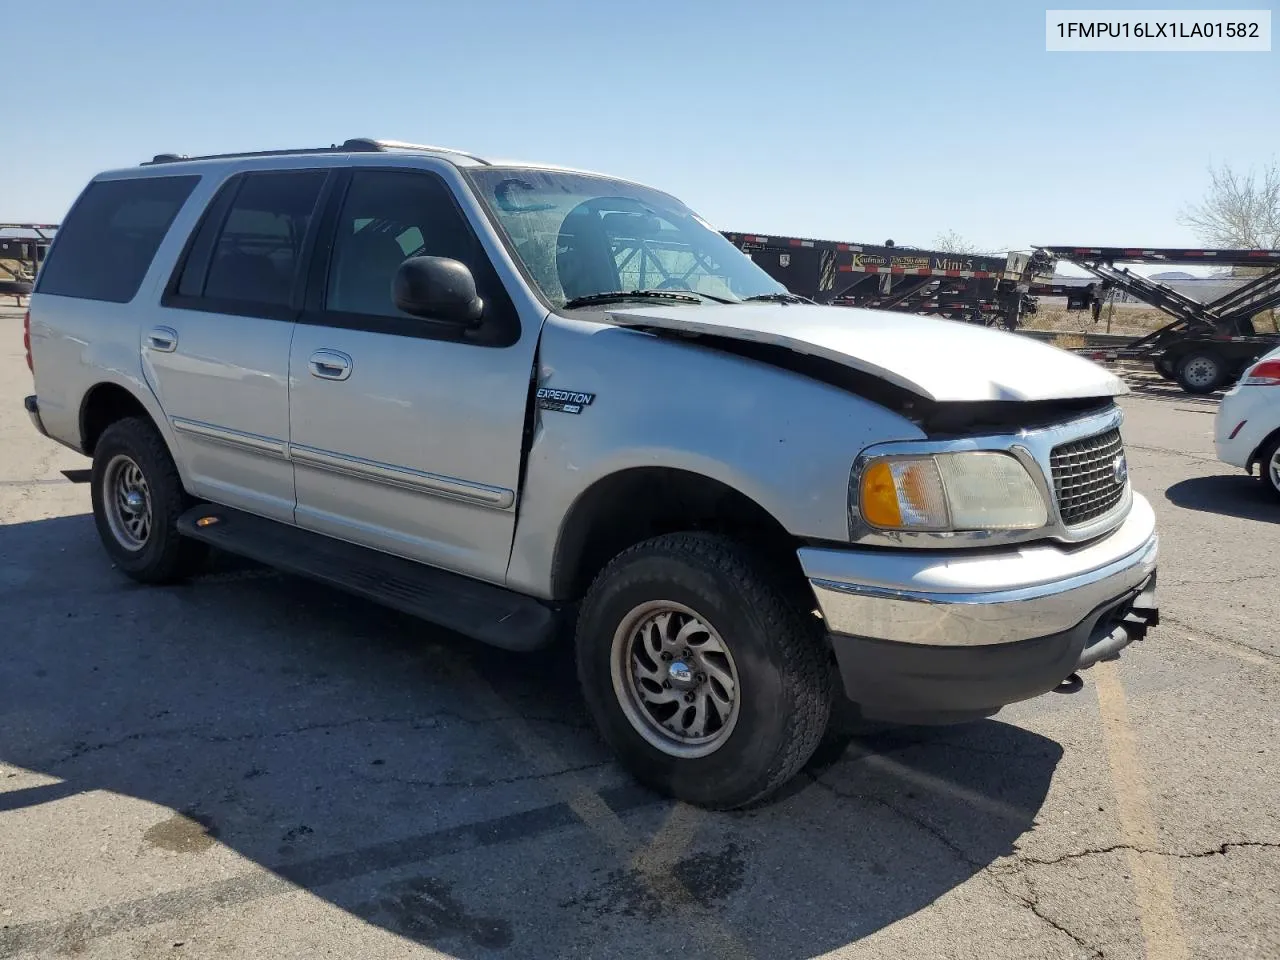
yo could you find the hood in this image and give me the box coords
[602,303,1127,404]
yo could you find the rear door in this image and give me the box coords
[29,174,202,446]
[287,164,541,584]
[144,168,332,522]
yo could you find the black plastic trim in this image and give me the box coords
[177,504,558,651]
[829,573,1157,725]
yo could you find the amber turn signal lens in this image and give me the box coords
[860,462,903,528]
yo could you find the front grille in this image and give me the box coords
[1049,428,1128,527]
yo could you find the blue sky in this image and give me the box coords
[5,0,1277,254]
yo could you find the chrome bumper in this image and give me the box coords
[799,493,1159,647]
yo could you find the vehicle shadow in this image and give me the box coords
[0,514,1061,959]
[1165,474,1279,523]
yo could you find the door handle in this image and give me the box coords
[147,326,178,352]
[308,350,352,381]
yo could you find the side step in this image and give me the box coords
[177,505,558,652]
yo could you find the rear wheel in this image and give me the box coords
[1153,357,1176,380]
[1259,435,1280,502]
[1176,351,1225,394]
[90,417,208,583]
[575,533,834,809]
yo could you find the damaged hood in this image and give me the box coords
[603,302,1127,403]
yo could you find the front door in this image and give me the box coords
[288,166,541,584]
[144,168,332,522]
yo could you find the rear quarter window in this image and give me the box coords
[36,175,200,303]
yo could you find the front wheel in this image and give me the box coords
[575,533,834,809]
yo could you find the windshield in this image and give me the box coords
[466,167,788,308]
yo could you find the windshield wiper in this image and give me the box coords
[742,292,813,305]
[562,289,703,309]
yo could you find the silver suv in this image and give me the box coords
[23,138,1159,809]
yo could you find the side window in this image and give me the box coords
[35,175,199,303]
[324,170,515,337]
[173,170,326,313]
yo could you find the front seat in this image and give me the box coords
[331,228,410,316]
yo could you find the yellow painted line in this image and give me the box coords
[452,661,750,960]
[632,800,703,876]
[1094,660,1190,960]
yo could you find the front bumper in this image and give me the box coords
[24,395,49,439]
[798,493,1159,724]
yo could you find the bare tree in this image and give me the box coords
[1177,159,1280,249]
[1177,159,1280,331]
[934,229,980,254]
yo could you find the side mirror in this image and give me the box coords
[393,256,484,327]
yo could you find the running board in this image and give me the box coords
[177,505,557,652]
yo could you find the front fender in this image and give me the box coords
[505,315,926,597]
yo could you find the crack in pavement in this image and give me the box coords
[1016,869,1105,959]
[1164,573,1275,588]
[1162,614,1280,668]
[1007,839,1280,868]
[809,776,1104,958]
[50,711,591,765]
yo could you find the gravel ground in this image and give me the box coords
[1,305,1277,959]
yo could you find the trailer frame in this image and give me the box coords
[1035,246,1280,394]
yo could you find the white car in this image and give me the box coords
[1214,345,1280,500]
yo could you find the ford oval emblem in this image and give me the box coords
[1113,453,1128,486]
[667,661,695,688]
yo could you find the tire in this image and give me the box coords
[1153,358,1175,381]
[90,416,208,583]
[0,279,33,296]
[575,532,834,809]
[1259,435,1280,502]
[1176,351,1225,394]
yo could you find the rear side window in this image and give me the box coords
[36,176,199,303]
[168,170,327,317]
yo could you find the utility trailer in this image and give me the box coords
[722,231,1054,330]
[0,223,57,302]
[1034,246,1280,394]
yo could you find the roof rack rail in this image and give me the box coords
[140,138,490,167]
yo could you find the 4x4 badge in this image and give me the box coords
[536,387,595,415]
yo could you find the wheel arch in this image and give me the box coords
[549,466,807,603]
[79,382,161,457]
[1248,423,1280,473]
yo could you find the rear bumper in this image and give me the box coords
[24,395,49,439]
[798,494,1159,724]
[1213,389,1270,471]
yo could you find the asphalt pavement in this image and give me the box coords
[1,305,1277,959]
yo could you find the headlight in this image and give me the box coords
[859,451,1048,532]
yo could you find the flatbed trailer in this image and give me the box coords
[1035,246,1280,394]
[0,223,57,302]
[722,231,1053,330]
